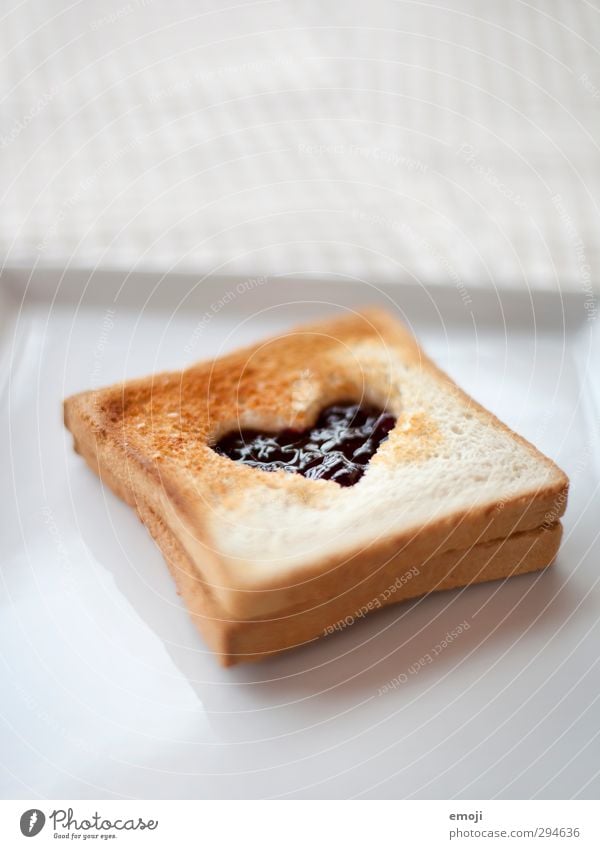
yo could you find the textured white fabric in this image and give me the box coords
[1,0,599,293]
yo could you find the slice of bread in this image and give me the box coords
[64,307,568,664]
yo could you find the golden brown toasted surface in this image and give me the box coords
[92,309,427,467]
[64,307,569,634]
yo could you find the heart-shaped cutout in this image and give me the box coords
[214,402,396,487]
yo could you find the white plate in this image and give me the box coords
[2,270,599,800]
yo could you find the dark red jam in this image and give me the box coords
[214,402,396,487]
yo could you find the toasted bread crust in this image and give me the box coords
[64,308,569,660]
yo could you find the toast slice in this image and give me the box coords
[64,308,568,665]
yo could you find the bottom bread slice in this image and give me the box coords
[76,439,562,665]
[143,505,561,665]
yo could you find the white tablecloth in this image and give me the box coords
[2,0,599,294]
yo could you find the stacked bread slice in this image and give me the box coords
[64,309,568,665]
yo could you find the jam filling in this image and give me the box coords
[214,402,396,487]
